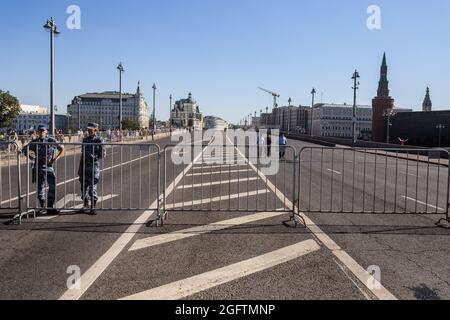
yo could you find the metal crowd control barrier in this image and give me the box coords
[0,142,27,222]
[21,142,161,223]
[298,147,450,222]
[162,143,297,225]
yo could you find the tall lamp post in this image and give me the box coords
[169,94,173,136]
[310,88,316,137]
[117,63,125,132]
[351,70,360,144]
[43,17,60,137]
[436,124,446,148]
[76,96,82,131]
[152,83,157,140]
[383,109,396,144]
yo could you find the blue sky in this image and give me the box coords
[1,0,450,123]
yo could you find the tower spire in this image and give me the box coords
[423,86,432,112]
[377,52,390,97]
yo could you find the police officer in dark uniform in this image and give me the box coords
[78,123,105,215]
[23,125,65,215]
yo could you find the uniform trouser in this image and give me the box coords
[36,168,56,205]
[79,163,100,203]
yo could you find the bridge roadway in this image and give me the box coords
[0,132,449,300]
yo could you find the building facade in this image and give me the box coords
[170,93,204,130]
[311,103,373,138]
[204,116,229,130]
[260,106,309,134]
[67,84,150,130]
[390,111,450,147]
[372,53,395,142]
[12,105,69,133]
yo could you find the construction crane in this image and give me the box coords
[258,87,280,110]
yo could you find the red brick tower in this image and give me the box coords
[372,53,395,142]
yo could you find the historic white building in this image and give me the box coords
[67,83,150,130]
[310,103,373,138]
[13,105,49,132]
[170,93,204,130]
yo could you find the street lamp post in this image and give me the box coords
[383,109,396,144]
[169,94,173,136]
[76,97,82,131]
[436,124,446,148]
[117,63,125,132]
[351,70,360,144]
[152,83,157,141]
[43,17,60,137]
[310,88,316,137]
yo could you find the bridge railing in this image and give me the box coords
[298,147,450,220]
[18,142,161,223]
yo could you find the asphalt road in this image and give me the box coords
[0,132,449,300]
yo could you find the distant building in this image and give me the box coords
[12,105,69,133]
[310,103,373,138]
[170,93,204,130]
[390,110,450,147]
[204,116,228,130]
[260,106,309,134]
[372,53,395,142]
[422,87,433,112]
[67,83,150,130]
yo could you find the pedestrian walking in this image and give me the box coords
[22,125,65,215]
[266,129,272,157]
[279,133,287,159]
[78,123,106,215]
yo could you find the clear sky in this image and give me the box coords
[1,0,450,123]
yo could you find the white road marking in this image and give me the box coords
[402,196,444,211]
[327,169,342,175]
[178,177,259,189]
[121,239,321,300]
[59,144,211,300]
[192,164,245,170]
[227,136,397,301]
[129,210,287,251]
[400,172,420,178]
[167,190,270,209]
[186,169,253,177]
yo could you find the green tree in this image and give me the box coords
[121,119,140,130]
[0,90,20,128]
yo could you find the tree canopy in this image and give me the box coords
[0,90,20,128]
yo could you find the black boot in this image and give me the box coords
[79,199,89,214]
[89,200,97,216]
[47,202,60,216]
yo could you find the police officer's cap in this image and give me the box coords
[37,125,48,132]
[87,123,99,130]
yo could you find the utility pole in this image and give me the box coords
[169,94,173,137]
[117,63,125,131]
[437,124,446,148]
[352,70,360,144]
[43,17,60,136]
[152,83,157,141]
[310,88,316,137]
